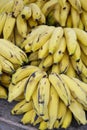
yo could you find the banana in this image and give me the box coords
[69,96,86,124]
[33,116,42,126]
[73,28,87,46]
[80,43,87,55]
[21,6,31,20]
[38,40,49,59]
[60,51,69,74]
[54,4,61,25]
[43,55,53,68]
[80,0,87,11]
[29,3,41,21]
[32,26,55,52]
[0,73,11,85]
[28,17,38,28]
[35,0,46,8]
[25,70,47,102]
[53,37,66,64]
[0,0,10,9]
[66,62,76,77]
[81,51,87,67]
[49,27,63,54]
[66,14,72,27]
[0,85,7,99]
[48,86,59,129]
[32,88,40,116]
[16,14,27,38]
[3,13,15,39]
[42,0,58,16]
[11,99,33,115]
[58,0,66,7]
[0,0,14,13]
[12,0,24,17]
[8,30,15,44]
[37,77,50,116]
[14,93,24,101]
[38,12,46,25]
[12,65,40,84]
[21,109,34,124]
[39,121,47,130]
[71,7,80,28]
[29,51,38,62]
[0,12,7,35]
[68,0,82,13]
[81,10,87,31]
[60,2,70,27]
[30,60,40,66]
[0,55,15,74]
[51,64,60,74]
[61,109,72,128]
[49,73,71,106]
[23,0,36,4]
[0,64,2,75]
[71,42,81,62]
[64,28,77,56]
[78,19,84,30]
[8,77,28,102]
[30,111,38,124]
[61,74,87,107]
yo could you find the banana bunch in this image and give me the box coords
[11,71,87,129]
[21,25,87,83]
[40,0,87,31]
[0,0,46,46]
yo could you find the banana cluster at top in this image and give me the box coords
[0,0,46,47]
[20,25,87,83]
[10,67,87,129]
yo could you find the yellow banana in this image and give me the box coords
[49,27,63,54]
[64,28,77,56]
[54,4,61,25]
[30,60,40,66]
[81,10,87,31]
[0,12,7,35]
[25,70,47,102]
[81,51,87,67]
[71,7,80,28]
[39,121,47,130]
[60,2,70,27]
[58,0,66,7]
[80,0,87,11]
[49,73,71,106]
[0,85,7,99]
[16,14,27,38]
[48,86,59,129]
[80,43,87,55]
[29,51,38,62]
[61,109,72,128]
[43,55,53,68]
[0,73,11,85]
[66,62,76,77]
[51,64,60,74]
[78,18,84,30]
[53,37,66,64]
[37,77,50,116]
[66,14,72,27]
[28,17,38,28]
[11,99,33,115]
[21,6,31,20]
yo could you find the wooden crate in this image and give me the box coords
[0,99,87,130]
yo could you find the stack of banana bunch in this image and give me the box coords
[20,25,87,83]
[0,39,27,99]
[43,0,87,30]
[0,0,46,47]
[9,66,87,129]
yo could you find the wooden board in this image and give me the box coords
[0,99,87,130]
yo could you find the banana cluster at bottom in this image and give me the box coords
[10,66,87,129]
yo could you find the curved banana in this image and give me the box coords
[51,64,60,74]
[21,6,31,20]
[53,37,66,64]
[66,62,76,77]
[11,99,33,115]
[49,27,63,54]
[39,121,47,130]
[81,10,87,31]
[43,55,53,68]
[0,85,7,99]
[0,73,11,85]
[66,14,72,27]
[25,70,47,102]
[58,0,66,7]
[78,19,84,30]
[80,0,87,11]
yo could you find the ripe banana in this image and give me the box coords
[0,85,7,99]
[80,0,87,11]
[53,37,66,64]
[3,13,15,39]
[51,64,60,74]
[81,10,87,31]
[81,51,87,67]
[49,27,63,54]
[28,17,38,28]
[20,6,31,20]
[11,99,33,115]
[64,28,77,56]
[58,0,66,7]
[48,86,59,129]
[0,73,11,85]
[66,62,76,77]
[29,51,38,62]
[25,70,47,101]
[37,77,50,116]
[66,14,72,27]
[49,72,71,106]
[39,121,47,130]
[43,55,53,68]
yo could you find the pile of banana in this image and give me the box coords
[9,67,87,129]
[0,0,46,46]
[1,0,87,130]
